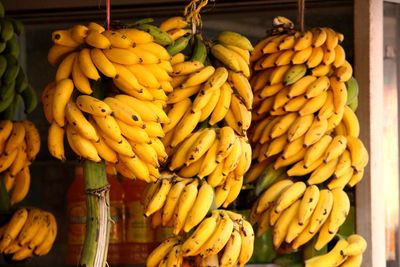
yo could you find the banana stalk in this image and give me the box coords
[79,160,110,267]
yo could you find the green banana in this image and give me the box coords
[345,76,359,105]
[3,55,20,85]
[0,55,7,78]
[255,163,287,196]
[348,97,358,112]
[217,31,254,51]
[166,34,192,56]
[0,1,4,18]
[0,89,15,112]
[191,34,207,63]
[284,64,307,85]
[5,34,19,58]
[303,236,328,260]
[1,19,14,42]
[21,85,38,114]
[129,17,154,27]
[15,68,28,93]
[0,80,15,102]
[10,19,24,35]
[0,42,6,53]
[135,23,173,46]
[2,94,21,120]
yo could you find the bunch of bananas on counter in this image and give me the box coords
[142,173,214,235]
[243,17,367,266]
[0,207,57,261]
[147,210,254,267]
[0,120,40,205]
[251,180,352,251]
[44,21,176,181]
[305,234,367,267]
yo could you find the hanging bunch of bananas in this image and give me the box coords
[0,4,37,117]
[305,234,367,267]
[0,207,57,261]
[146,210,254,267]
[0,120,39,205]
[44,20,175,182]
[251,180,354,252]
[142,172,215,235]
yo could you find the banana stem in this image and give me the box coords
[79,160,110,267]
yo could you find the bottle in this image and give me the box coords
[66,166,125,266]
[122,178,155,265]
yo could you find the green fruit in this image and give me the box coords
[345,76,359,105]
[10,19,24,35]
[0,55,7,78]
[15,67,28,93]
[5,34,19,58]
[303,235,328,260]
[217,31,254,51]
[0,19,14,42]
[129,17,154,26]
[0,42,6,53]
[254,163,286,196]
[348,97,358,112]
[191,34,207,63]
[135,24,173,46]
[166,34,191,56]
[284,64,307,85]
[0,89,14,113]
[3,54,20,85]
[0,80,15,102]
[20,85,37,114]
[2,93,21,121]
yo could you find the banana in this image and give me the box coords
[308,189,334,234]
[181,214,218,256]
[307,46,324,68]
[65,124,101,162]
[226,45,250,64]
[51,79,74,127]
[47,44,76,66]
[303,117,328,147]
[314,218,338,251]
[274,181,306,214]
[136,42,171,61]
[217,31,254,51]
[170,109,201,147]
[299,90,328,116]
[118,28,154,44]
[135,23,173,46]
[335,60,353,82]
[116,119,149,144]
[171,53,185,65]
[147,237,181,267]
[284,64,307,86]
[305,239,349,267]
[287,157,324,177]
[259,83,284,99]
[48,122,65,161]
[282,135,305,159]
[33,212,57,256]
[145,63,172,81]
[12,245,34,261]
[346,77,359,105]
[324,27,339,51]
[182,66,215,88]
[298,185,320,226]
[228,71,253,109]
[330,77,347,113]
[222,137,242,175]
[199,85,221,122]
[103,47,139,65]
[327,107,345,131]
[311,28,327,47]
[114,94,159,122]
[51,30,80,47]
[273,147,306,169]
[275,49,295,66]
[317,90,334,120]
[256,207,271,237]
[145,178,172,216]
[70,24,88,43]
[256,51,282,70]
[348,169,364,187]
[85,29,111,49]
[198,210,234,257]
[215,184,230,208]
[294,31,313,51]
[269,65,291,86]
[0,208,28,252]
[17,209,43,246]
[211,44,240,72]
[163,99,191,133]
[273,199,301,248]
[103,97,144,127]
[113,63,143,94]
[55,52,77,82]
[262,35,287,54]
[185,129,216,165]
[220,228,242,267]
[165,244,183,267]
[197,139,219,179]
[166,85,201,104]
[305,76,330,99]
[333,149,352,178]
[327,166,354,190]
[292,46,313,64]
[285,214,310,243]
[131,141,159,167]
[303,135,333,168]
[92,114,122,142]
[307,157,338,185]
[118,154,150,182]
[172,61,204,76]
[9,147,27,177]
[93,134,118,163]
[167,34,192,56]
[65,101,99,142]
[238,219,255,267]
[102,30,133,48]
[22,121,40,161]
[41,83,56,123]
[333,44,346,68]
[328,188,350,233]
[324,135,347,163]
[265,134,288,157]
[256,179,294,214]
[90,48,117,78]
[235,138,252,177]
[346,136,368,169]
[169,131,203,170]
[173,180,199,235]
[279,34,297,50]
[342,105,360,137]
[341,254,363,267]
[87,22,105,33]
[342,234,367,256]
[184,182,214,232]
[283,94,308,112]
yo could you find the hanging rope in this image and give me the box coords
[106,0,111,30]
[184,0,209,33]
[297,0,305,32]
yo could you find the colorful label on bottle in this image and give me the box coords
[125,201,154,243]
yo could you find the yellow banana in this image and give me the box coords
[51,29,80,47]
[307,157,339,185]
[85,29,111,49]
[65,124,101,162]
[304,135,333,167]
[306,239,349,267]
[22,121,40,161]
[273,199,301,248]
[0,208,28,253]
[307,46,324,68]
[90,48,117,77]
[303,117,328,147]
[118,154,150,182]
[170,109,201,147]
[48,122,65,161]
[102,30,133,48]
[342,105,360,137]
[173,180,199,235]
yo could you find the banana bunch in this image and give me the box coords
[160,16,192,55]
[0,9,37,117]
[251,180,353,253]
[146,210,254,267]
[43,81,168,182]
[142,173,215,235]
[0,120,40,205]
[305,234,367,267]
[0,207,57,261]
